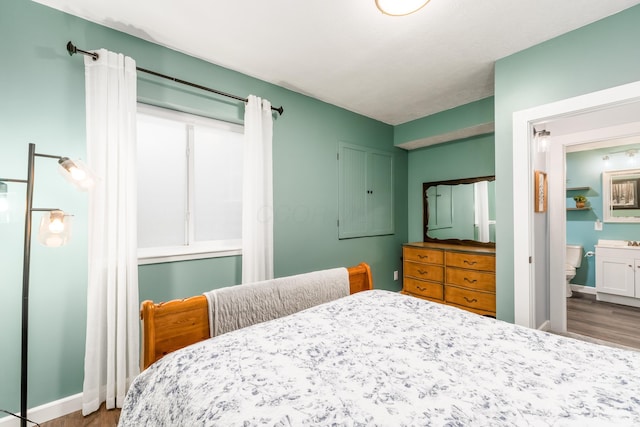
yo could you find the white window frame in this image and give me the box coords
[137,104,244,265]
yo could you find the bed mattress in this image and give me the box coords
[119,290,640,426]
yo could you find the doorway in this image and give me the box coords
[512,80,640,330]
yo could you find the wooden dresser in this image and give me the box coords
[402,242,496,316]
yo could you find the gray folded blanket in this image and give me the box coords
[203,267,349,337]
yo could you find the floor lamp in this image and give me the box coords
[0,143,94,427]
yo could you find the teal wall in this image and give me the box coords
[407,134,495,242]
[0,0,407,413]
[494,4,640,322]
[394,97,494,146]
[566,149,640,288]
[399,97,496,245]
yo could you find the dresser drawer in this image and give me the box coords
[445,252,495,272]
[446,268,495,292]
[404,261,444,282]
[445,286,495,313]
[403,278,443,300]
[403,247,444,265]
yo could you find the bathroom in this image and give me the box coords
[565,139,640,347]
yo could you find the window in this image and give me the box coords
[137,104,243,264]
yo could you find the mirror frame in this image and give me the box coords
[602,168,640,223]
[423,175,496,247]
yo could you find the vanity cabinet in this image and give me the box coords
[402,242,496,316]
[595,246,640,298]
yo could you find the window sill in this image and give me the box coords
[138,245,242,265]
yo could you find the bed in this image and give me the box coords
[140,262,373,369]
[121,264,640,426]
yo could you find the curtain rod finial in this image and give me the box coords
[274,106,284,116]
[66,41,77,56]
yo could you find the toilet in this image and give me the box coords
[565,245,583,297]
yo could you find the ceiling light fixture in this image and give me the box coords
[375,0,431,16]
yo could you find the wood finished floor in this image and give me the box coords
[567,292,640,350]
[39,404,119,427]
[36,294,640,426]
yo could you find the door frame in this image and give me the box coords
[512,80,640,328]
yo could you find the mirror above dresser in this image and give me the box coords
[423,175,495,247]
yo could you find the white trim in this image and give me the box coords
[571,284,597,295]
[512,79,640,329]
[512,110,533,327]
[537,320,550,332]
[548,138,566,331]
[602,168,640,223]
[0,393,82,427]
[597,291,640,308]
[138,245,241,265]
[138,103,244,133]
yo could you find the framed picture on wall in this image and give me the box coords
[611,177,640,209]
[534,170,547,213]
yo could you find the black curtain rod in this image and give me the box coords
[66,41,284,116]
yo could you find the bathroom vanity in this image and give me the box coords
[595,239,640,308]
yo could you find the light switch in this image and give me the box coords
[594,220,603,231]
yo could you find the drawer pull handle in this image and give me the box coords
[464,278,477,283]
[418,254,429,260]
[463,297,478,303]
[463,260,477,266]
[417,269,429,275]
[417,286,427,291]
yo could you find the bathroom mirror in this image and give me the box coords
[602,168,640,223]
[423,175,496,247]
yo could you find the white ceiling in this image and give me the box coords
[34,0,640,125]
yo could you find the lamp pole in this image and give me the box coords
[1,143,78,427]
[19,143,35,427]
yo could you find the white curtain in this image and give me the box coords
[242,95,274,283]
[82,49,139,415]
[474,181,490,242]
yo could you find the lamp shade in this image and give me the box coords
[375,0,430,16]
[58,157,96,191]
[536,129,550,153]
[38,210,72,247]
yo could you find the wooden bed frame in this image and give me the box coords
[140,262,373,369]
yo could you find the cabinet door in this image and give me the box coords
[367,151,393,235]
[634,259,640,298]
[338,142,393,238]
[338,144,367,238]
[596,254,635,297]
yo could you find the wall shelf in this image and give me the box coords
[567,207,591,211]
[567,186,591,192]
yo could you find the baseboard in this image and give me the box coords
[570,284,597,295]
[0,393,82,427]
[537,320,550,331]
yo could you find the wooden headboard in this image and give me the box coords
[140,262,373,369]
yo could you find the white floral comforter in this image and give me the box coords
[119,290,640,426]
